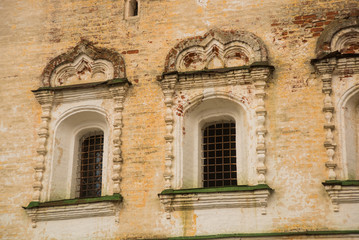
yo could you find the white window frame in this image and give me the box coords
[45,107,110,201]
[174,96,252,189]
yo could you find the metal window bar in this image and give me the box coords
[78,134,103,198]
[202,121,237,187]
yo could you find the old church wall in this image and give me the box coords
[0,0,359,239]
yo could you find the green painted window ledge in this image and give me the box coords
[162,62,274,78]
[150,230,359,240]
[322,180,359,186]
[159,184,273,195]
[32,78,130,92]
[23,194,123,209]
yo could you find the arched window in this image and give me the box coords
[126,0,139,19]
[180,97,249,189]
[49,110,108,201]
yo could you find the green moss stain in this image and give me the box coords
[159,184,273,195]
[24,194,122,209]
[322,180,359,186]
[149,230,359,240]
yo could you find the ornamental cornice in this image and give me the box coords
[32,78,131,104]
[158,185,273,218]
[24,194,122,226]
[160,65,274,91]
[312,54,359,75]
[322,181,359,212]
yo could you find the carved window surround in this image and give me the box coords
[28,41,130,227]
[312,53,359,212]
[158,185,272,218]
[24,194,122,223]
[159,65,273,189]
[312,53,359,178]
[158,30,274,219]
[29,79,130,227]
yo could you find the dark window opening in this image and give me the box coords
[78,133,103,198]
[202,121,237,187]
[129,0,138,17]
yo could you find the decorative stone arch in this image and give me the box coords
[312,17,359,212]
[164,29,269,73]
[181,90,251,114]
[41,39,126,87]
[158,30,273,219]
[315,17,359,57]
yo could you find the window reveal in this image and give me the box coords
[202,122,237,187]
[78,133,104,198]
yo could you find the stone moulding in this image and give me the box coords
[158,185,273,218]
[322,180,359,212]
[33,78,131,103]
[24,194,122,223]
[162,63,274,90]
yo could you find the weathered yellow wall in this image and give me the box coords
[0,0,359,239]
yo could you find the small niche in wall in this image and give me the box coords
[125,0,139,19]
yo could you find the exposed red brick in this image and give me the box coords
[293,20,305,24]
[302,14,316,19]
[311,27,324,33]
[326,11,338,16]
[324,20,332,25]
[350,9,359,17]
[126,50,139,54]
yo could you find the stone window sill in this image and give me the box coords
[158,185,273,218]
[322,180,359,212]
[24,194,122,226]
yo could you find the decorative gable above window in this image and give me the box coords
[41,39,126,87]
[158,30,274,218]
[26,40,130,227]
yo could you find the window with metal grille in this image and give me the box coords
[202,121,237,187]
[78,133,104,198]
